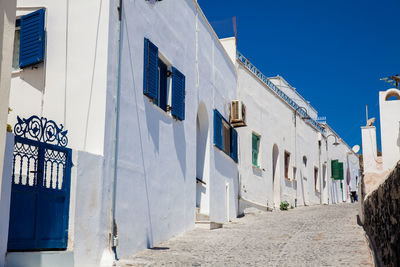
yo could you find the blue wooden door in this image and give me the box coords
[7,116,72,251]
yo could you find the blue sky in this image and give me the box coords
[198,0,400,151]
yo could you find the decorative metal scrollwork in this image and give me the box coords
[14,115,68,147]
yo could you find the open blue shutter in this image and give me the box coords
[231,128,238,162]
[19,9,45,68]
[143,38,158,99]
[213,109,223,150]
[171,67,185,120]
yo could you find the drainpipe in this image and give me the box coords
[110,0,123,260]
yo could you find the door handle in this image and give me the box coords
[30,170,43,174]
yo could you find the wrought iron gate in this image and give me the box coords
[7,116,72,251]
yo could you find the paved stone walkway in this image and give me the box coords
[118,203,374,266]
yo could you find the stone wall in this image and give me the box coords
[362,161,400,266]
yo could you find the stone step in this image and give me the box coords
[196,212,210,221]
[195,221,223,230]
[6,251,74,267]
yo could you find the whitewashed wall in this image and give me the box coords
[101,0,238,259]
[379,88,400,171]
[0,0,16,200]
[0,133,14,267]
[70,150,110,267]
[8,0,110,156]
[236,62,328,210]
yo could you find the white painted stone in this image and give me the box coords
[361,126,379,174]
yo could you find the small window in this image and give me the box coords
[222,120,231,155]
[213,109,238,162]
[252,133,260,167]
[314,167,319,192]
[143,38,185,120]
[12,21,20,71]
[284,151,290,179]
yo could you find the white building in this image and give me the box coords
[324,124,360,204]
[234,52,329,210]
[219,37,359,210]
[1,0,239,266]
[0,0,362,266]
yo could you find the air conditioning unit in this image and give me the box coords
[230,100,246,127]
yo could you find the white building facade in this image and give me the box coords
[0,1,361,266]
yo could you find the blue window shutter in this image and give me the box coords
[213,109,223,150]
[231,128,238,163]
[19,9,45,68]
[143,38,158,99]
[171,67,185,120]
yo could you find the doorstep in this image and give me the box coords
[195,221,223,230]
[6,251,74,267]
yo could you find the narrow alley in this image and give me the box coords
[118,204,373,266]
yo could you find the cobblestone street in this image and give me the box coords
[118,203,373,267]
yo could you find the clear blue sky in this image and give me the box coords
[198,0,400,151]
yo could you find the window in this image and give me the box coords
[252,133,260,168]
[214,109,238,162]
[331,160,344,180]
[314,167,319,192]
[284,151,290,179]
[222,120,231,155]
[143,38,185,120]
[12,9,46,69]
[12,20,20,71]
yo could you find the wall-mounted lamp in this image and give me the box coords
[294,106,310,127]
[326,134,340,146]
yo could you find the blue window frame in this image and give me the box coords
[19,9,46,68]
[143,38,185,120]
[214,109,238,162]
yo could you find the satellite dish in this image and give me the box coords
[352,145,360,153]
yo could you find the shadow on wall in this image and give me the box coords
[173,120,186,179]
[18,63,46,93]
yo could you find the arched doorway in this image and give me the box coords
[272,144,280,208]
[196,102,209,215]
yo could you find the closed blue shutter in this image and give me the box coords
[143,38,158,99]
[19,9,45,68]
[171,67,185,120]
[231,128,238,163]
[213,109,223,150]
